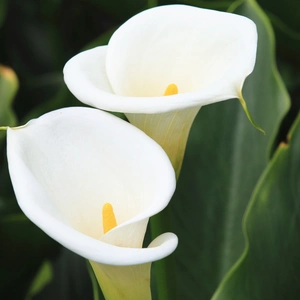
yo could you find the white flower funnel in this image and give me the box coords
[7,107,177,300]
[63,4,259,177]
[63,4,257,113]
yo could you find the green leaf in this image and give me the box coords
[212,112,300,299]
[32,248,97,300]
[25,261,53,300]
[0,65,18,140]
[169,0,290,298]
[0,213,58,299]
[177,0,233,10]
[238,92,265,134]
[257,0,300,64]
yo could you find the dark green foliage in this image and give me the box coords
[0,0,299,299]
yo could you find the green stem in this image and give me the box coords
[150,205,177,300]
[86,261,101,300]
[126,109,199,299]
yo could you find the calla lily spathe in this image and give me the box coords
[7,107,177,300]
[63,4,258,176]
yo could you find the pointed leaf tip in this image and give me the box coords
[238,94,265,135]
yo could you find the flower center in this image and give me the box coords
[164,83,178,96]
[102,202,117,234]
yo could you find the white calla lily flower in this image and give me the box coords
[7,107,177,300]
[63,4,258,176]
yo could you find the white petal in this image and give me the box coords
[64,46,114,97]
[7,107,177,265]
[90,233,178,300]
[107,5,256,97]
[63,5,257,113]
[126,106,200,178]
[90,261,152,300]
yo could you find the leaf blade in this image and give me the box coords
[170,0,290,298]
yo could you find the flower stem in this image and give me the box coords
[86,261,101,300]
[150,205,177,300]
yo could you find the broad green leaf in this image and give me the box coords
[213,112,300,299]
[169,0,290,298]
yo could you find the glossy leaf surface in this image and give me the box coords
[169,0,290,298]
[213,113,300,299]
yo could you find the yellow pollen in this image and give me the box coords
[102,203,117,234]
[164,83,178,96]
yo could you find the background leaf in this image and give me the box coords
[87,0,148,20]
[0,214,58,299]
[213,112,300,300]
[0,0,7,28]
[169,0,290,298]
[0,0,299,299]
[26,261,53,300]
[0,65,17,136]
[32,249,96,300]
[257,0,300,64]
